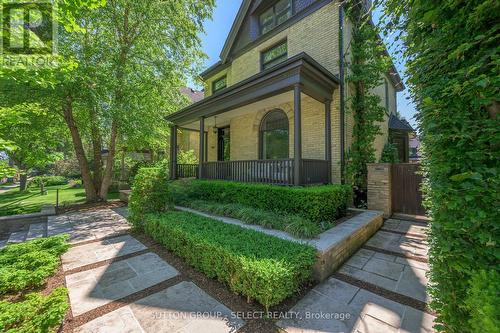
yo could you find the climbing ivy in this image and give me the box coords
[380,1,500,332]
[344,1,391,202]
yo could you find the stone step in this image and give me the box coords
[0,239,6,250]
[7,230,28,244]
[26,222,47,240]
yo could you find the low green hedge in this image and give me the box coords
[182,200,323,238]
[144,211,316,310]
[172,180,352,222]
[28,176,68,188]
[128,167,172,229]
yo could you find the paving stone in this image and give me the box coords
[66,253,178,316]
[400,306,436,333]
[129,281,245,333]
[277,289,359,333]
[7,230,27,243]
[355,314,398,333]
[26,222,46,240]
[312,277,360,304]
[0,239,6,249]
[395,257,430,271]
[62,235,147,270]
[349,289,405,328]
[363,258,405,281]
[396,266,429,303]
[48,209,131,244]
[74,306,143,333]
[372,252,396,263]
[339,265,398,291]
[344,253,371,269]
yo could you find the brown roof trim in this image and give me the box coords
[167,52,339,125]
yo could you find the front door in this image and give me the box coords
[217,127,230,161]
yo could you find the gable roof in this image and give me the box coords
[220,0,252,63]
[389,114,414,132]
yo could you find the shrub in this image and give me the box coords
[464,269,499,333]
[128,160,153,186]
[0,287,69,333]
[379,142,399,163]
[28,176,68,188]
[0,235,69,294]
[182,200,322,238]
[144,211,316,310]
[128,168,172,229]
[171,180,352,223]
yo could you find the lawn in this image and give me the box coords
[0,185,119,217]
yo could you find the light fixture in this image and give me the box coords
[212,116,218,134]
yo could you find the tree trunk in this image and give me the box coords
[98,121,118,201]
[19,173,27,191]
[62,95,99,202]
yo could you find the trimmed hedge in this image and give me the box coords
[128,167,172,229]
[144,211,316,310]
[182,200,323,238]
[28,176,68,188]
[171,180,352,222]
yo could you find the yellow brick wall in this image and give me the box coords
[177,130,200,160]
[204,2,340,97]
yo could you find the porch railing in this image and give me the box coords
[176,164,198,178]
[176,159,329,185]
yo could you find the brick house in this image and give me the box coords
[167,0,408,185]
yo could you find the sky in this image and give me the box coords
[197,0,417,127]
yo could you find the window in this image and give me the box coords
[259,110,289,159]
[261,41,287,70]
[259,0,293,35]
[212,76,227,93]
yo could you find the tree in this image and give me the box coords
[380,1,499,331]
[60,0,214,201]
[0,103,67,190]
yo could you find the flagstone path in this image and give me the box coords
[2,206,435,332]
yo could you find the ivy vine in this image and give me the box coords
[344,1,391,200]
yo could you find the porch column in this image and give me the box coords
[198,116,205,179]
[170,125,178,180]
[325,99,332,184]
[294,84,302,186]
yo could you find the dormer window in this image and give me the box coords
[259,0,293,35]
[212,76,227,93]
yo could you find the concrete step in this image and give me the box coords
[26,222,46,240]
[7,230,28,244]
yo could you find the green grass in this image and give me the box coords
[0,185,119,217]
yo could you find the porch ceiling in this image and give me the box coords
[166,52,339,126]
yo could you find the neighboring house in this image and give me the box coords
[388,115,415,163]
[168,0,407,185]
[409,133,421,163]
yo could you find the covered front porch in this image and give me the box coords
[166,53,339,186]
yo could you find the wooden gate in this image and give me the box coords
[391,163,426,216]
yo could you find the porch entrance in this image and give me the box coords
[391,163,426,216]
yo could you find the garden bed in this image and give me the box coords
[0,235,70,332]
[143,211,317,311]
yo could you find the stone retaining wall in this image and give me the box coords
[0,205,55,234]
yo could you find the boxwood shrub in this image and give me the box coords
[144,211,316,310]
[172,180,352,222]
[128,167,172,230]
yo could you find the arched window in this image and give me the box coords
[259,109,289,159]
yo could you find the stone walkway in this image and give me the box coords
[1,207,435,332]
[49,208,244,333]
[277,218,435,333]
